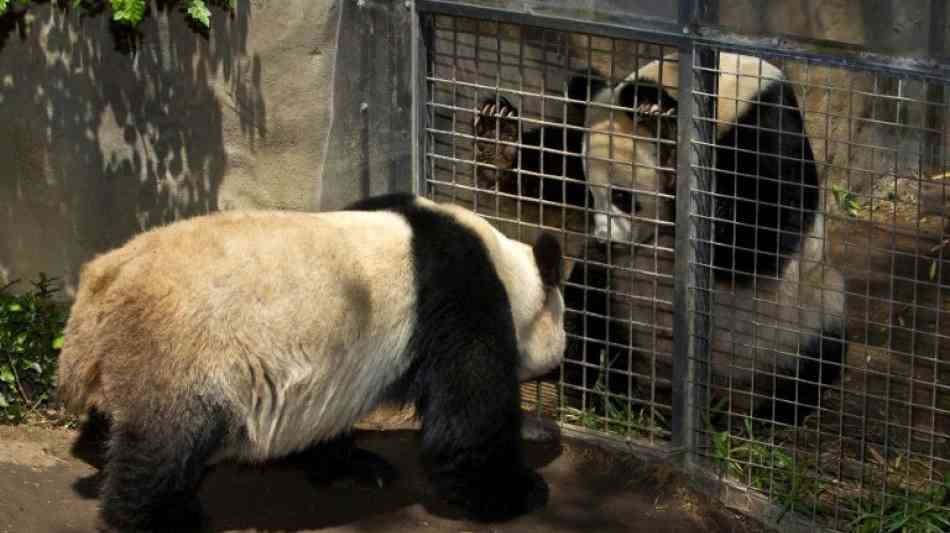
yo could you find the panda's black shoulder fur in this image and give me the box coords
[713,79,820,279]
[345,193,520,401]
[345,193,547,521]
[345,192,418,212]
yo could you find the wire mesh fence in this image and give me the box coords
[418,7,949,532]
[688,46,950,531]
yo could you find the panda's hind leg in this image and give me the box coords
[72,407,112,468]
[98,398,227,533]
[70,407,112,499]
[291,432,399,488]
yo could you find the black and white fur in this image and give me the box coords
[57,193,566,531]
[582,52,847,424]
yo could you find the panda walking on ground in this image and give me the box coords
[57,193,567,532]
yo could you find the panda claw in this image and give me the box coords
[474,96,521,141]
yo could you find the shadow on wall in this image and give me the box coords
[0,2,265,293]
[317,0,413,211]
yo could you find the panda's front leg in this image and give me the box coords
[291,432,399,488]
[416,342,549,522]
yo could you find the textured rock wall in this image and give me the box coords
[0,0,414,293]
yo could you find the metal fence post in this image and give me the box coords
[672,0,716,467]
[411,2,432,195]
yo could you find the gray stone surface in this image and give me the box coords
[0,0,415,294]
[0,1,942,292]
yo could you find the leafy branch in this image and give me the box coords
[1,0,237,29]
[0,274,67,423]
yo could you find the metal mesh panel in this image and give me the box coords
[689,48,950,531]
[424,15,677,445]
[418,10,950,531]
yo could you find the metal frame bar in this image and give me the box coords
[416,0,685,47]
[411,5,433,195]
[671,0,701,465]
[419,0,950,82]
[925,0,947,135]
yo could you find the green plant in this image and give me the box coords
[560,351,669,439]
[0,0,237,30]
[0,274,67,423]
[708,416,825,522]
[849,475,950,533]
[832,183,862,218]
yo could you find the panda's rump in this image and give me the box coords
[197,212,419,461]
[70,209,419,463]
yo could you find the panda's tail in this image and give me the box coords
[55,259,119,416]
[56,321,105,416]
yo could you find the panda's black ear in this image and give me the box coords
[532,232,562,288]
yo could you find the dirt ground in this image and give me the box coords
[0,423,773,533]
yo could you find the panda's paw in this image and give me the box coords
[72,470,106,499]
[474,96,518,139]
[454,469,549,522]
[505,469,550,516]
[162,499,208,532]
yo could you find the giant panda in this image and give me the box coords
[56,193,567,532]
[583,52,847,425]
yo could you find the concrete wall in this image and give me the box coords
[718,0,946,207]
[0,0,414,294]
[716,0,935,57]
[1,0,942,293]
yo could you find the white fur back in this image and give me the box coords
[68,209,418,462]
[211,210,419,461]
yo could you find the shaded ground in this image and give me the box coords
[0,423,771,533]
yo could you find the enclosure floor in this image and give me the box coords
[0,424,772,533]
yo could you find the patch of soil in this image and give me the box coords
[824,216,950,456]
[0,424,773,533]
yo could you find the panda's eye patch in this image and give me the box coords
[611,189,641,214]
